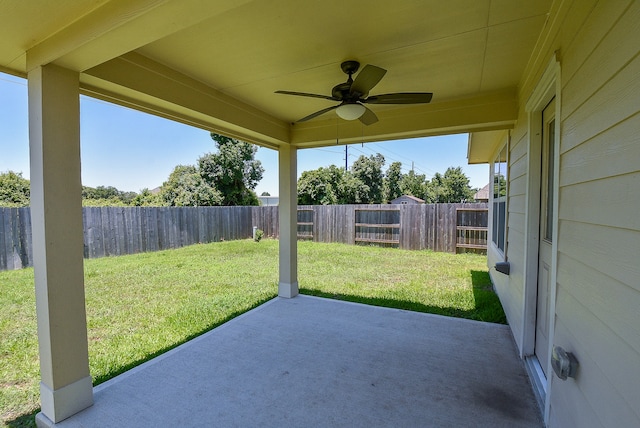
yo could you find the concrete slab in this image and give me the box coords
[40,295,542,427]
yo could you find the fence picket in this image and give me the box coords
[0,203,487,271]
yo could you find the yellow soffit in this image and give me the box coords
[467,129,509,165]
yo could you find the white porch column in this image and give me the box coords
[28,64,93,424]
[278,144,298,298]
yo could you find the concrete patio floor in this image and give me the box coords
[40,295,542,427]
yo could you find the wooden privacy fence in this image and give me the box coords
[0,207,31,271]
[0,206,278,271]
[298,203,487,252]
[455,207,489,253]
[0,203,487,271]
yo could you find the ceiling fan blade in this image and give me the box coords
[275,90,336,101]
[364,92,433,104]
[297,105,339,122]
[350,65,387,97]
[359,106,379,126]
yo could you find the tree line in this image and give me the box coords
[1,134,478,208]
[297,155,476,205]
[0,133,264,208]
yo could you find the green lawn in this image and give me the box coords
[0,239,504,426]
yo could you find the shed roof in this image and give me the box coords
[392,195,425,204]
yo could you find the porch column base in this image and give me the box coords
[279,281,299,298]
[37,376,93,425]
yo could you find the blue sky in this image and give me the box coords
[1,72,488,195]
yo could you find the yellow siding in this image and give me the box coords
[489,246,523,347]
[560,173,640,231]
[562,52,640,154]
[487,107,529,349]
[553,287,639,425]
[507,194,526,215]
[494,1,640,426]
[548,374,603,428]
[560,114,640,187]
[507,174,527,202]
[509,124,528,159]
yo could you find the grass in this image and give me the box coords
[0,239,504,427]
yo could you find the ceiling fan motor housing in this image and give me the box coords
[340,60,360,75]
[332,82,352,101]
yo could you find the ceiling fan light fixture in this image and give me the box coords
[336,103,366,120]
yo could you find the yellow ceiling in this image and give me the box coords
[0,0,552,152]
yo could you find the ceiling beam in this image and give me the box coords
[26,0,250,72]
[82,52,289,148]
[290,89,518,148]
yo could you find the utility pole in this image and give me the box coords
[345,145,348,171]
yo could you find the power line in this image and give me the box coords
[367,141,438,175]
[350,143,434,178]
[307,147,344,155]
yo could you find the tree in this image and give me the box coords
[429,172,447,203]
[131,188,163,206]
[384,161,403,202]
[297,164,366,205]
[350,153,385,204]
[82,185,138,206]
[260,191,271,196]
[336,168,362,204]
[430,167,475,203]
[120,191,138,205]
[494,173,507,198]
[160,165,221,206]
[82,197,128,207]
[82,185,121,200]
[297,167,339,205]
[198,133,264,206]
[442,166,475,202]
[400,170,427,200]
[0,171,30,207]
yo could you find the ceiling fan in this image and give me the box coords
[275,60,433,125]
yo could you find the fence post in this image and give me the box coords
[1,203,489,272]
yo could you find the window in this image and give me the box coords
[492,145,508,253]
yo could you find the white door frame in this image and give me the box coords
[522,54,561,423]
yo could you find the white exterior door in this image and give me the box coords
[535,98,556,377]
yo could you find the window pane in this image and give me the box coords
[498,200,506,251]
[493,201,499,245]
[545,119,555,241]
[492,144,508,252]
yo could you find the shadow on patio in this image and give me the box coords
[39,295,541,427]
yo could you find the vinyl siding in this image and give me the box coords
[488,104,530,350]
[494,0,640,426]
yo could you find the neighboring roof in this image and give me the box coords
[391,195,425,203]
[474,184,490,201]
